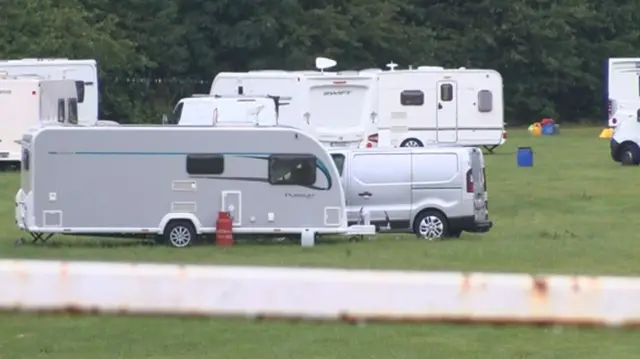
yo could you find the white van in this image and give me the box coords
[610,107,640,164]
[165,95,279,126]
[328,146,491,239]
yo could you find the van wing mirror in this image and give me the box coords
[75,81,85,103]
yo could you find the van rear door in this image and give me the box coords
[469,148,488,221]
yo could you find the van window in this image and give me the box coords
[186,154,224,175]
[68,98,78,124]
[169,102,183,125]
[412,153,459,182]
[351,153,411,184]
[330,154,345,176]
[400,90,424,106]
[269,154,316,186]
[75,81,85,103]
[440,84,453,102]
[57,99,66,123]
[477,90,493,112]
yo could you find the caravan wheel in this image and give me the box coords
[400,138,423,147]
[163,220,197,248]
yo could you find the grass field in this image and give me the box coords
[2,127,640,359]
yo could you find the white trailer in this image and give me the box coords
[165,94,279,126]
[0,58,98,125]
[605,58,640,127]
[210,59,379,148]
[374,65,505,151]
[0,76,77,164]
[15,124,375,248]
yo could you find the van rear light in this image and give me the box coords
[466,169,474,193]
[503,131,508,139]
[367,133,378,143]
[612,118,617,124]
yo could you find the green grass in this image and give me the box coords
[2,127,640,359]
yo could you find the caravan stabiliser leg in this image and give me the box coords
[483,145,498,154]
[15,232,54,245]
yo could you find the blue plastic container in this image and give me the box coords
[517,147,533,167]
[542,123,556,135]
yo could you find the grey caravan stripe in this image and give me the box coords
[377,126,504,131]
[411,185,462,190]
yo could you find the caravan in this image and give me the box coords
[0,76,78,164]
[15,124,375,248]
[210,58,379,148]
[374,65,505,151]
[605,58,640,127]
[0,58,98,125]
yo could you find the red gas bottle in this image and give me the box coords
[215,211,234,246]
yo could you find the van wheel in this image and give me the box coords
[163,220,197,248]
[620,144,639,165]
[400,138,423,147]
[413,210,449,240]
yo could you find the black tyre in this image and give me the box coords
[620,144,639,166]
[400,138,424,147]
[413,210,449,240]
[163,220,197,248]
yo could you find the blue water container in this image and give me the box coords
[542,123,556,135]
[517,147,533,167]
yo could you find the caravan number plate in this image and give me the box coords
[0,153,8,158]
[330,142,349,147]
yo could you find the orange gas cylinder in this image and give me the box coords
[215,211,234,246]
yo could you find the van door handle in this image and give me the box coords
[358,191,372,197]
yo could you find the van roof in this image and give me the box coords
[327,146,473,155]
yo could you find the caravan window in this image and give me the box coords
[57,99,66,123]
[440,84,453,102]
[186,154,224,175]
[400,90,424,106]
[68,98,79,124]
[269,154,316,186]
[477,90,493,112]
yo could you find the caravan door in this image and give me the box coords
[436,81,458,143]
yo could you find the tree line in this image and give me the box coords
[1,0,639,125]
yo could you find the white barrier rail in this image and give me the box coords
[1,259,640,327]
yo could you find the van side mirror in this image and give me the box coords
[161,114,168,125]
[75,81,85,103]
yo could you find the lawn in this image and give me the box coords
[2,127,640,359]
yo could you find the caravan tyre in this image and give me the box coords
[620,144,639,166]
[164,220,197,248]
[400,138,423,147]
[413,210,449,240]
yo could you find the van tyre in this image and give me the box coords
[413,210,449,240]
[620,143,639,165]
[163,220,197,248]
[400,138,424,147]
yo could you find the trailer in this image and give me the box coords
[373,65,505,151]
[0,76,78,165]
[210,58,379,148]
[0,58,98,125]
[15,124,375,248]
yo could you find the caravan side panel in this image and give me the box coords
[455,71,504,146]
[31,127,344,233]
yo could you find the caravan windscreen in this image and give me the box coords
[308,82,369,129]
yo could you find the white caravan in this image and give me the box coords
[210,58,379,148]
[0,76,78,164]
[373,65,505,151]
[0,58,98,125]
[605,58,640,127]
[15,124,375,248]
[165,95,279,126]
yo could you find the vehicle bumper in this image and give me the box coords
[449,215,493,234]
[610,139,620,162]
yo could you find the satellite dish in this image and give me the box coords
[315,57,337,72]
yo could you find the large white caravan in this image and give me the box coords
[605,58,640,127]
[15,124,375,248]
[0,76,77,164]
[373,66,505,151]
[0,58,98,125]
[210,59,379,148]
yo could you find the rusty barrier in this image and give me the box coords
[1,259,639,327]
